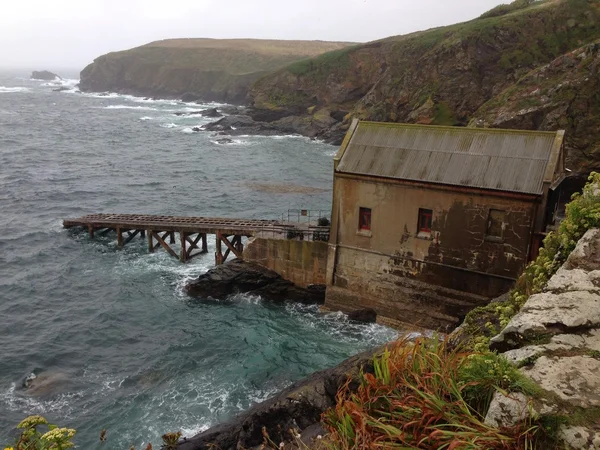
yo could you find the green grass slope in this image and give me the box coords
[79,39,354,103]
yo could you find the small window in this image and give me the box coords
[417,208,433,233]
[486,209,505,238]
[359,207,371,231]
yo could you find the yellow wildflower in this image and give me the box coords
[5,447,15,450]
[17,415,48,429]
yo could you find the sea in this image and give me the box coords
[0,70,397,449]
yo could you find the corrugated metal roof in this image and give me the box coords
[336,122,563,195]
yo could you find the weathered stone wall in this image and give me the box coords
[326,175,538,330]
[244,238,328,288]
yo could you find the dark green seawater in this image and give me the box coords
[0,72,396,448]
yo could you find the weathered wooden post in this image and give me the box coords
[202,233,208,253]
[88,225,95,239]
[117,227,124,247]
[180,231,187,262]
[215,232,223,265]
[148,230,154,253]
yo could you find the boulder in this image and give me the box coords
[202,115,284,137]
[347,308,377,323]
[214,138,234,145]
[185,259,325,305]
[31,70,61,80]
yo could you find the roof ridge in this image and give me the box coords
[358,121,562,136]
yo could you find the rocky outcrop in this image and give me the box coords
[185,259,325,305]
[79,39,353,104]
[473,41,600,174]
[487,228,600,449]
[177,346,382,450]
[248,0,600,162]
[31,70,61,81]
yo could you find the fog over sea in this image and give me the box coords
[0,70,396,448]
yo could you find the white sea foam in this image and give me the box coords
[0,86,30,93]
[0,382,82,418]
[140,116,153,121]
[103,105,159,111]
[160,123,178,129]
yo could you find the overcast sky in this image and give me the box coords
[1,0,505,71]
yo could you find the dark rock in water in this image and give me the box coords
[191,127,202,132]
[215,138,234,145]
[181,93,202,102]
[202,115,284,137]
[199,107,222,118]
[31,70,61,81]
[347,308,377,323]
[177,345,383,450]
[218,105,244,115]
[185,259,325,305]
[52,86,70,92]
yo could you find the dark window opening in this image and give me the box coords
[418,208,433,233]
[486,209,505,238]
[359,207,371,231]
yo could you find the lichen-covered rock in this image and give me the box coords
[559,425,600,450]
[490,290,600,350]
[522,356,600,408]
[484,392,530,428]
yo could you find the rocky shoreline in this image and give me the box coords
[177,345,383,450]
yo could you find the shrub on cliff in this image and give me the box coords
[323,337,546,449]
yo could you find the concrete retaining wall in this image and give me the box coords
[244,238,328,288]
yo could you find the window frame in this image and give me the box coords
[358,207,372,232]
[417,208,433,235]
[485,209,506,241]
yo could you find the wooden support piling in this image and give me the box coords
[88,225,94,239]
[148,230,154,253]
[179,231,187,262]
[117,227,124,247]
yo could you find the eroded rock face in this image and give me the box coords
[491,230,600,351]
[185,259,325,305]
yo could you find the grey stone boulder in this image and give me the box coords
[521,355,600,408]
[484,392,530,428]
[559,426,600,449]
[490,290,600,351]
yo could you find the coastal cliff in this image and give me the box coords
[247,0,600,172]
[79,39,353,104]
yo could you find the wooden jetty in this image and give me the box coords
[63,213,283,264]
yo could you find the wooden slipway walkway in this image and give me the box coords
[63,213,282,264]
